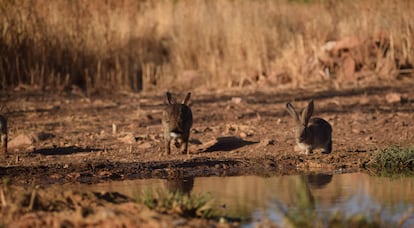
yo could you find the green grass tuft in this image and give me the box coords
[363,145,414,171]
[135,188,216,219]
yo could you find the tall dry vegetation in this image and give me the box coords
[0,0,413,93]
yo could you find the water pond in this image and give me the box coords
[71,172,414,226]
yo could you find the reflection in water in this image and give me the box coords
[164,177,194,195]
[271,174,333,226]
[270,174,340,227]
[72,173,414,226]
[305,173,333,189]
[294,175,315,210]
[253,173,414,227]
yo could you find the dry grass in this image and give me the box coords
[0,0,413,93]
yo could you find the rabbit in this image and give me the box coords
[0,115,7,154]
[285,99,332,155]
[162,92,193,155]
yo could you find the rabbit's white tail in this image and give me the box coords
[170,132,182,138]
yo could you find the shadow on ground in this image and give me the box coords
[203,136,258,153]
[32,146,101,155]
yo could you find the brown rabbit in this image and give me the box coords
[286,99,332,155]
[0,115,7,154]
[162,92,193,155]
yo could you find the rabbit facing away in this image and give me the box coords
[285,99,332,155]
[162,92,193,155]
[0,115,7,154]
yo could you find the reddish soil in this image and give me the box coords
[1,82,413,184]
[0,81,413,226]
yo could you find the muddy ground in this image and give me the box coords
[0,81,413,226]
[2,82,414,183]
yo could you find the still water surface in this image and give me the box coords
[73,172,414,226]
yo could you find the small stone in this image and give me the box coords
[8,134,36,148]
[239,132,247,138]
[351,128,360,134]
[231,97,242,104]
[385,92,402,103]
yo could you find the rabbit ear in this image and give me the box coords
[286,103,301,123]
[301,99,314,126]
[182,92,191,105]
[166,92,176,104]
